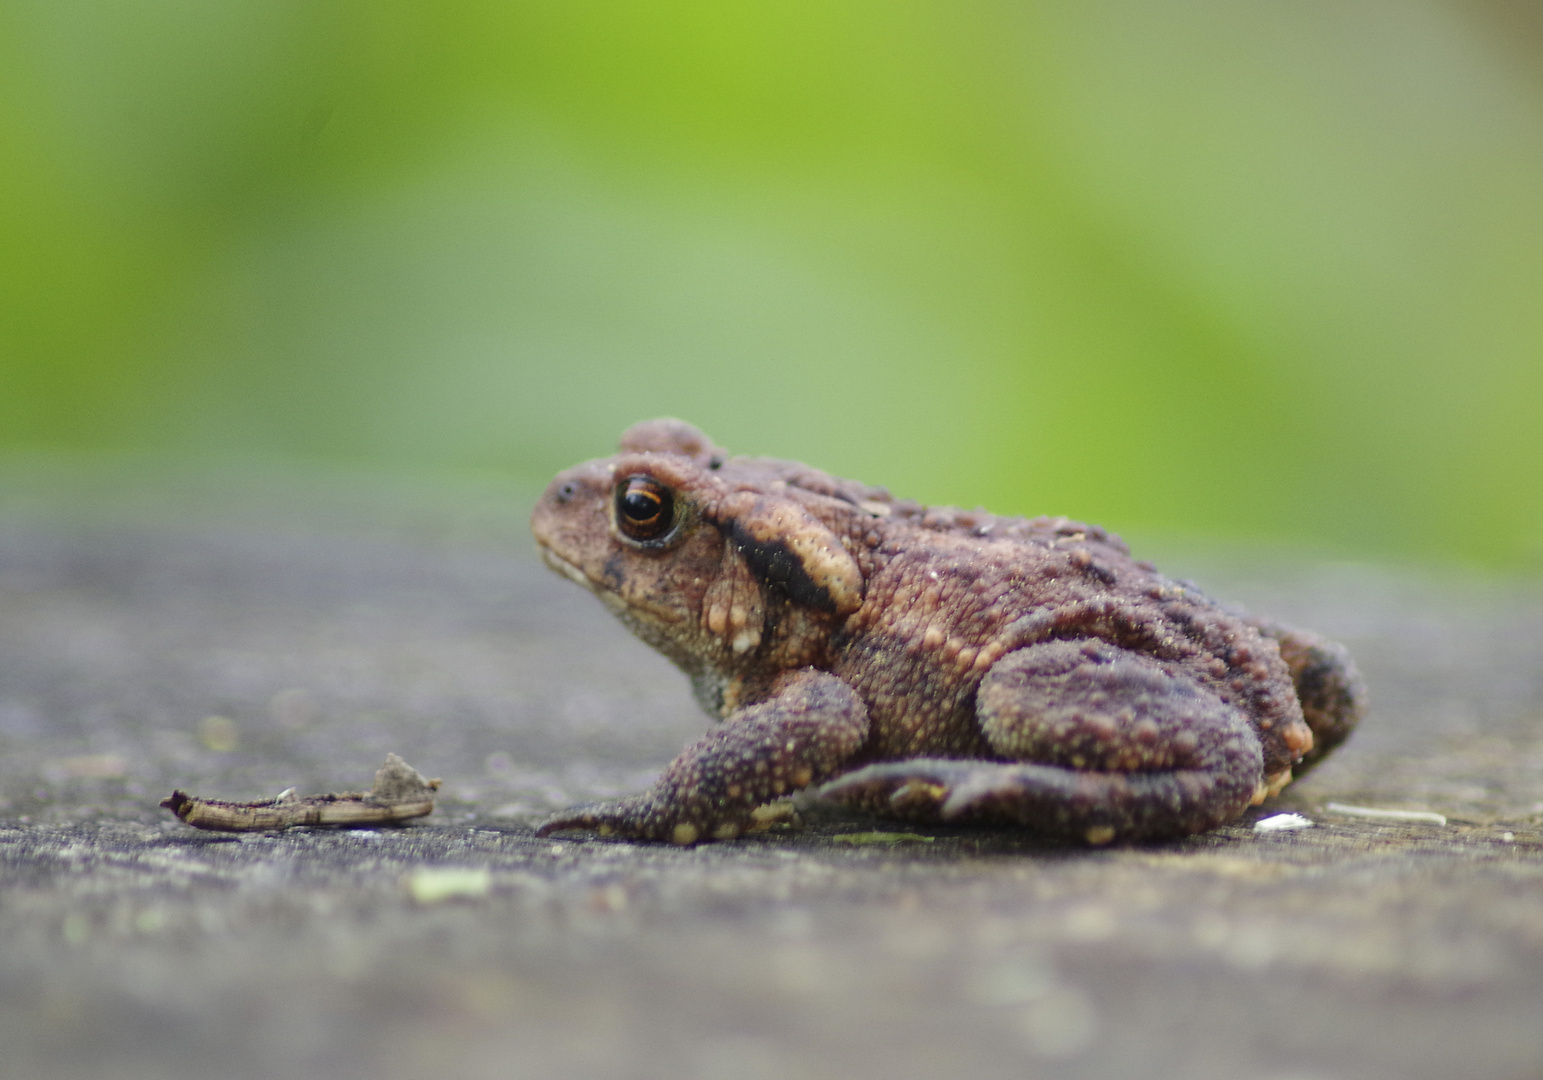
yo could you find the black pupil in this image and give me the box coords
[617,478,673,538]
[621,488,661,522]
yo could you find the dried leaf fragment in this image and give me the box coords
[160,754,441,832]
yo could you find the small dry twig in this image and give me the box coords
[160,754,440,832]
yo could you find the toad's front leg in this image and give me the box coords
[538,669,868,844]
[823,639,1266,844]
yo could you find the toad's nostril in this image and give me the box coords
[557,482,578,502]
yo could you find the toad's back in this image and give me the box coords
[828,510,1310,775]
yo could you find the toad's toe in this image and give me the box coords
[820,759,985,818]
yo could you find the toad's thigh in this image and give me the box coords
[978,639,1261,777]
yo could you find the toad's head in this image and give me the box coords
[531,419,867,687]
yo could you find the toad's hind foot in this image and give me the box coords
[1249,620,1366,773]
[820,758,1255,844]
[819,759,977,821]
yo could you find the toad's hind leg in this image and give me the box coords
[822,639,1264,843]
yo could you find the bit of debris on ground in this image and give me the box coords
[1253,813,1314,832]
[159,754,440,832]
[1323,802,1449,826]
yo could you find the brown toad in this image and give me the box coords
[532,419,1363,845]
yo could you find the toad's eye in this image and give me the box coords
[614,476,676,543]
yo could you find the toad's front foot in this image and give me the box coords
[535,799,640,839]
[537,796,718,844]
[537,796,795,844]
[541,669,868,845]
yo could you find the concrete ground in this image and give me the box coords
[2,464,1541,1080]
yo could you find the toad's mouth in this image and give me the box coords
[537,542,685,627]
[539,545,598,593]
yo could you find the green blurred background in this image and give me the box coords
[2,1,1540,566]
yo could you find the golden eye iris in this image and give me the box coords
[615,476,675,542]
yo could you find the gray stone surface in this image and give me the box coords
[2,467,1541,1080]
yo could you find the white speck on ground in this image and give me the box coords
[1254,813,1314,832]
